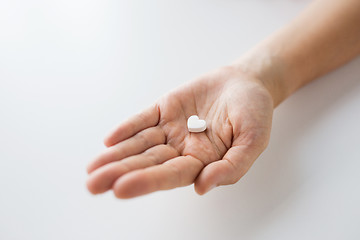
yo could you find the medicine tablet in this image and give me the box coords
[187,115,206,133]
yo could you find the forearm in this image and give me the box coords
[233,0,360,107]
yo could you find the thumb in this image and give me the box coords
[194,145,262,195]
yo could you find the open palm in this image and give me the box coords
[87,67,274,198]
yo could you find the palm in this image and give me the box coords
[87,67,273,198]
[158,89,231,165]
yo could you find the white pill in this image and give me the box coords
[187,115,207,133]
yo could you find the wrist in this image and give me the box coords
[230,45,293,108]
[232,38,302,107]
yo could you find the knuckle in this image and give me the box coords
[112,145,129,158]
[164,161,183,186]
[135,130,151,146]
[143,150,158,165]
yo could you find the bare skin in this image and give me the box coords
[87,68,273,198]
[86,0,360,199]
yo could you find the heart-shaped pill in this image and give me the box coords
[187,115,206,133]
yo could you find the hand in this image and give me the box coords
[86,66,274,199]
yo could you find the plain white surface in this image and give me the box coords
[1,1,359,239]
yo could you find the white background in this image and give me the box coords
[1,0,359,239]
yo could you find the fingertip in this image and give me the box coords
[86,163,94,174]
[113,187,133,199]
[194,184,206,196]
[194,176,213,196]
[194,160,236,196]
[86,169,112,195]
[86,148,117,174]
[103,137,112,147]
[86,161,99,174]
[203,184,217,195]
[194,178,217,196]
[104,129,121,147]
[112,171,151,199]
[112,177,129,199]
[86,177,99,195]
[103,123,126,147]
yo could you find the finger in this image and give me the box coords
[87,126,165,173]
[86,144,179,194]
[194,145,262,195]
[112,155,204,199]
[104,104,160,147]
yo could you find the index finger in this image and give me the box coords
[104,104,160,147]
